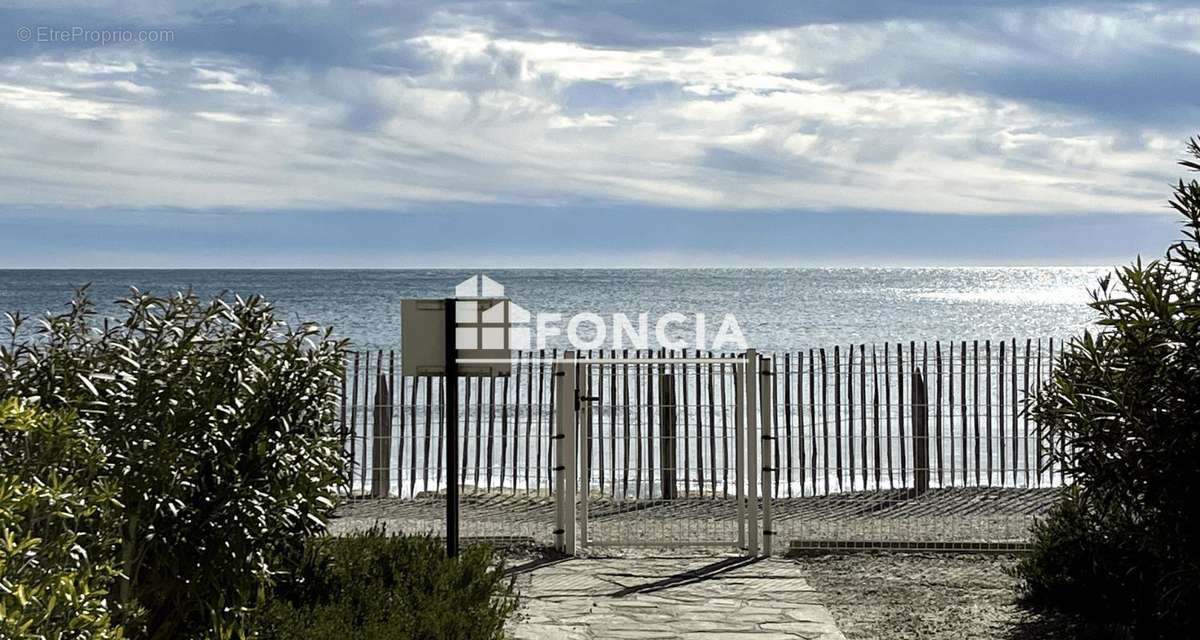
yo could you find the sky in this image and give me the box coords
[1,1,1197,267]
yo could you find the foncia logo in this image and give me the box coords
[453,275,747,353]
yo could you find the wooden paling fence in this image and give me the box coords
[340,340,1064,500]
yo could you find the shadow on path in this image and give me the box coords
[504,553,570,577]
[607,555,766,597]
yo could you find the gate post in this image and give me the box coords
[658,349,678,500]
[733,356,747,551]
[554,351,577,554]
[759,355,774,555]
[371,372,392,498]
[579,357,591,547]
[913,367,930,497]
[746,349,759,556]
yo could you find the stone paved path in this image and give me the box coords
[509,555,845,639]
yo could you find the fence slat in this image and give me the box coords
[935,341,944,488]
[360,353,370,494]
[1023,339,1031,487]
[340,358,348,490]
[848,345,855,491]
[499,373,508,494]
[594,351,605,496]
[834,346,843,491]
[696,351,707,497]
[884,343,893,490]
[923,342,928,485]
[486,375,496,491]
[511,353,521,493]
[700,353,710,497]
[809,349,818,492]
[999,339,1006,486]
[720,353,730,496]
[611,349,620,498]
[391,352,400,497]
[1053,338,1063,484]
[680,351,689,498]
[820,347,829,495]
[898,343,906,488]
[474,373,484,490]
[425,376,435,493]
[461,376,471,489]
[538,349,548,494]
[350,352,360,496]
[1012,338,1019,483]
[986,339,993,486]
[635,350,645,500]
[524,356,533,492]
[437,376,445,492]
[872,346,882,489]
[409,374,419,496]
[960,341,968,486]
[859,345,868,490]
[948,342,956,487]
[547,349,557,495]
[783,352,794,497]
[973,340,981,486]
[646,349,656,499]
[623,350,632,499]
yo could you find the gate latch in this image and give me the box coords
[575,390,601,410]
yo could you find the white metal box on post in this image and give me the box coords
[401,298,517,377]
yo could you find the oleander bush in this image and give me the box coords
[252,528,519,640]
[0,290,347,639]
[1014,138,1200,636]
[0,399,125,639]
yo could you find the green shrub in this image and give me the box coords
[0,398,125,639]
[0,291,347,639]
[253,528,519,640]
[1015,138,1200,635]
[1014,487,1144,631]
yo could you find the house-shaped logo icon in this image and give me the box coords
[453,275,531,350]
[455,274,505,298]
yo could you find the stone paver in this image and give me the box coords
[509,555,845,640]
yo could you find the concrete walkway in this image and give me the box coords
[509,555,845,639]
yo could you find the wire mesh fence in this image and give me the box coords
[335,340,1065,550]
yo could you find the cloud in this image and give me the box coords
[0,1,1196,217]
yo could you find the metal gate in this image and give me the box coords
[553,350,775,555]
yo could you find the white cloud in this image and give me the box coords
[190,66,273,95]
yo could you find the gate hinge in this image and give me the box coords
[553,528,565,535]
[554,465,566,471]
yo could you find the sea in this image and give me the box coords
[1,267,1105,495]
[0,268,1108,351]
